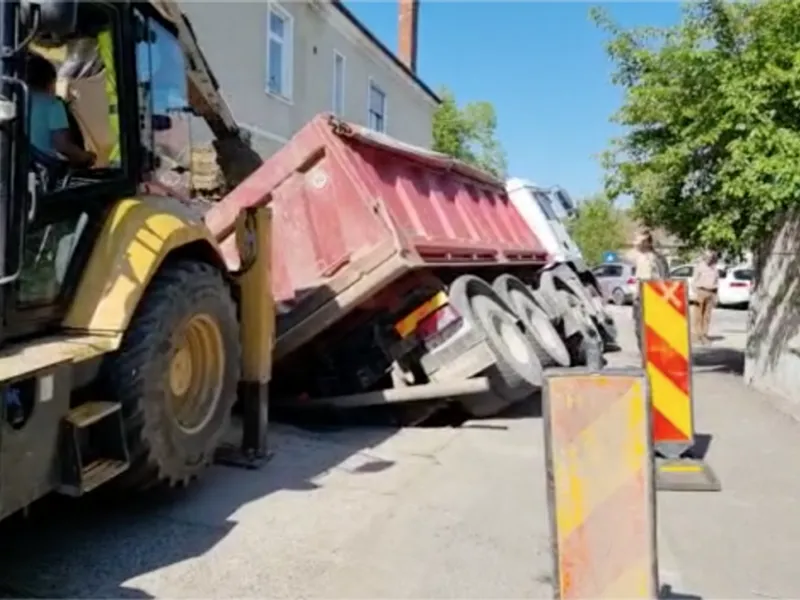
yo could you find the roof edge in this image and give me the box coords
[330,0,441,105]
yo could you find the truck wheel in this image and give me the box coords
[103,259,241,490]
[492,274,570,368]
[582,280,618,345]
[540,266,617,347]
[448,275,542,415]
[558,289,604,366]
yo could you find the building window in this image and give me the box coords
[332,51,346,116]
[266,3,293,100]
[368,79,386,132]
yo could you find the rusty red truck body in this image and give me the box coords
[211,114,608,416]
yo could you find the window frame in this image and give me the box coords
[332,50,346,117]
[4,1,140,339]
[265,2,294,102]
[367,77,387,133]
[533,190,558,220]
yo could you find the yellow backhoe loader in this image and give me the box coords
[0,0,274,521]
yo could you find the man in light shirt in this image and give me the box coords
[631,229,669,352]
[691,251,720,345]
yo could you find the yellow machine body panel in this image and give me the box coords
[64,195,226,338]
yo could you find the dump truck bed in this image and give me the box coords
[207,114,549,360]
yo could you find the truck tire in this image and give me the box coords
[540,266,617,348]
[557,289,604,366]
[448,275,542,415]
[102,259,241,490]
[492,274,570,368]
[582,280,618,345]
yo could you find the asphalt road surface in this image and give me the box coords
[2,304,800,599]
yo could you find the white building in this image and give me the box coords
[182,0,440,158]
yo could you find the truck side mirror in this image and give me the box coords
[20,0,77,38]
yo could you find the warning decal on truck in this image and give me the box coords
[395,291,449,339]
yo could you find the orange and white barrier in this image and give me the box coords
[544,369,659,599]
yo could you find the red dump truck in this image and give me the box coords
[211,114,612,417]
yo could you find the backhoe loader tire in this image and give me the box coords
[103,259,241,490]
[448,275,542,416]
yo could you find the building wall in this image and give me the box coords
[181,0,437,156]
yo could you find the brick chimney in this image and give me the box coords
[398,0,419,73]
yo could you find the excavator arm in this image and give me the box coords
[149,0,263,189]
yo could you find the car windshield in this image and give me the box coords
[733,268,753,281]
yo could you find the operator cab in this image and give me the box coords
[0,0,195,342]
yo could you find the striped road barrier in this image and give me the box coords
[640,279,721,492]
[544,369,658,599]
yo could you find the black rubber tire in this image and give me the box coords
[102,259,241,490]
[557,289,604,366]
[611,287,626,306]
[492,274,570,368]
[448,275,542,415]
[539,266,595,315]
[540,266,618,349]
[582,280,618,344]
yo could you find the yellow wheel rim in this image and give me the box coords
[168,313,225,434]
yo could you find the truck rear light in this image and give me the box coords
[416,304,462,340]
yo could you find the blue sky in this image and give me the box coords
[344,1,683,200]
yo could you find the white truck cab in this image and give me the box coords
[505,177,617,347]
[506,178,587,272]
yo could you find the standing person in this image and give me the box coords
[631,229,669,352]
[691,251,720,345]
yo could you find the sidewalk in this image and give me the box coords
[607,305,800,599]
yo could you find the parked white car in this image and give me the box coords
[669,263,752,307]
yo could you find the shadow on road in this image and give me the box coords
[692,347,744,375]
[0,419,401,598]
[660,584,703,599]
[0,385,548,598]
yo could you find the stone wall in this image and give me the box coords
[744,209,800,404]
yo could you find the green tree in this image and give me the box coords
[565,193,627,266]
[432,87,508,179]
[592,0,800,256]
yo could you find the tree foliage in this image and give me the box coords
[432,87,508,179]
[565,193,628,266]
[593,0,800,256]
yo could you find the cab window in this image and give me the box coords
[136,13,192,198]
[26,7,126,194]
[7,3,132,330]
[533,190,558,221]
